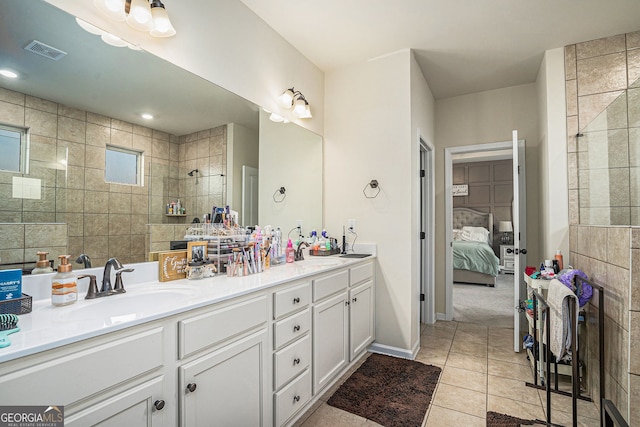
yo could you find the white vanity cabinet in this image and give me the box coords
[177,294,270,427]
[272,281,313,426]
[312,260,375,395]
[0,324,169,426]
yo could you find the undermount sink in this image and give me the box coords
[52,286,196,325]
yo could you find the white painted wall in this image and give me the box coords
[44,0,324,135]
[410,55,436,347]
[258,110,323,234]
[325,49,432,355]
[536,48,569,263]
[227,123,259,222]
[434,84,539,315]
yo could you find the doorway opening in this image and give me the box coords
[419,138,435,325]
[444,135,527,352]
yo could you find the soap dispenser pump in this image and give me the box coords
[32,251,53,274]
[51,255,78,307]
[285,239,295,263]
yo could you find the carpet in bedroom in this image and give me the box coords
[327,353,441,427]
[454,272,514,328]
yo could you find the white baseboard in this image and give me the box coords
[368,342,415,360]
[436,312,447,321]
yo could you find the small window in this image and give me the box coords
[105,145,143,186]
[0,124,29,173]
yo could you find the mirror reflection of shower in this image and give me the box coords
[188,169,199,185]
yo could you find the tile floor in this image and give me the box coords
[295,320,601,427]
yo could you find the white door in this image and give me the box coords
[512,131,527,352]
[242,165,259,227]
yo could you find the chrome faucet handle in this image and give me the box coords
[78,275,99,299]
[76,254,92,269]
[113,268,134,294]
[295,242,310,261]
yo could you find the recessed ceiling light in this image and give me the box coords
[0,70,18,79]
[141,113,154,120]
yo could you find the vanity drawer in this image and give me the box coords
[274,334,311,390]
[274,368,311,427]
[179,295,267,359]
[274,308,311,350]
[313,270,349,302]
[350,262,373,286]
[273,281,311,319]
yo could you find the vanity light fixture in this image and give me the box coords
[278,87,312,119]
[93,0,176,38]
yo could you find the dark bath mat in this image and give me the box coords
[327,353,441,427]
[486,411,545,427]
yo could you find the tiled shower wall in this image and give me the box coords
[565,30,640,424]
[0,86,226,268]
[565,31,640,225]
[569,225,635,423]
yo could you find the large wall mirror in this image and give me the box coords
[0,0,322,270]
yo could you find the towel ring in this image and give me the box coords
[273,186,286,203]
[362,179,380,198]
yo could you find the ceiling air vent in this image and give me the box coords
[24,40,67,61]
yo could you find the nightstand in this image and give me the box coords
[500,245,515,274]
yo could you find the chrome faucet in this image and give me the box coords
[76,254,92,269]
[295,241,310,261]
[101,257,124,293]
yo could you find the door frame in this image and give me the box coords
[444,141,514,321]
[419,138,435,325]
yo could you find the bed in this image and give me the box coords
[452,207,500,287]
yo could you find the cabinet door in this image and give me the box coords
[65,376,166,427]
[349,280,374,361]
[180,330,268,427]
[312,291,348,394]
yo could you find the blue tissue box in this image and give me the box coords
[0,269,22,301]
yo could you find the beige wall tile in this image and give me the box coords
[610,207,631,225]
[609,168,630,207]
[25,224,67,248]
[565,44,577,80]
[629,89,640,127]
[58,105,86,121]
[67,236,84,258]
[577,52,627,96]
[629,48,640,88]
[567,115,578,152]
[629,128,640,167]
[628,31,640,49]
[630,311,640,375]
[632,249,640,311]
[111,119,133,133]
[86,112,110,127]
[607,227,631,268]
[153,139,170,160]
[108,192,132,214]
[0,224,24,248]
[84,190,109,214]
[0,87,25,105]
[630,168,640,206]
[84,168,109,192]
[0,100,25,126]
[153,130,169,142]
[108,183,133,194]
[0,249,27,265]
[109,235,131,259]
[84,213,109,236]
[25,96,56,114]
[579,91,626,132]
[108,214,131,236]
[576,34,626,60]
[25,108,57,137]
[57,213,83,237]
[85,122,110,147]
[132,124,152,137]
[55,188,85,214]
[58,116,86,144]
[58,140,86,167]
[633,228,640,248]
[132,133,153,154]
[57,165,85,190]
[85,145,106,170]
[569,189,580,224]
[131,194,149,215]
[29,135,57,162]
[84,235,109,258]
[110,128,133,148]
[589,226,608,260]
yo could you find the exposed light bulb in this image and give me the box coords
[293,98,307,117]
[150,1,176,37]
[278,89,295,108]
[94,0,126,21]
[126,0,153,31]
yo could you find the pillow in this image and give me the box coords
[452,229,463,241]
[460,226,490,244]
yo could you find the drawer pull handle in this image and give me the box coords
[293,358,301,365]
[293,325,301,332]
[293,297,301,304]
[154,400,165,411]
[186,383,197,393]
[352,297,357,303]
[345,301,350,306]
[293,395,301,403]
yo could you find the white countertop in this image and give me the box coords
[0,252,375,363]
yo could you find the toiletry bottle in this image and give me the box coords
[51,255,78,307]
[32,251,53,274]
[555,250,564,270]
[286,239,295,263]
